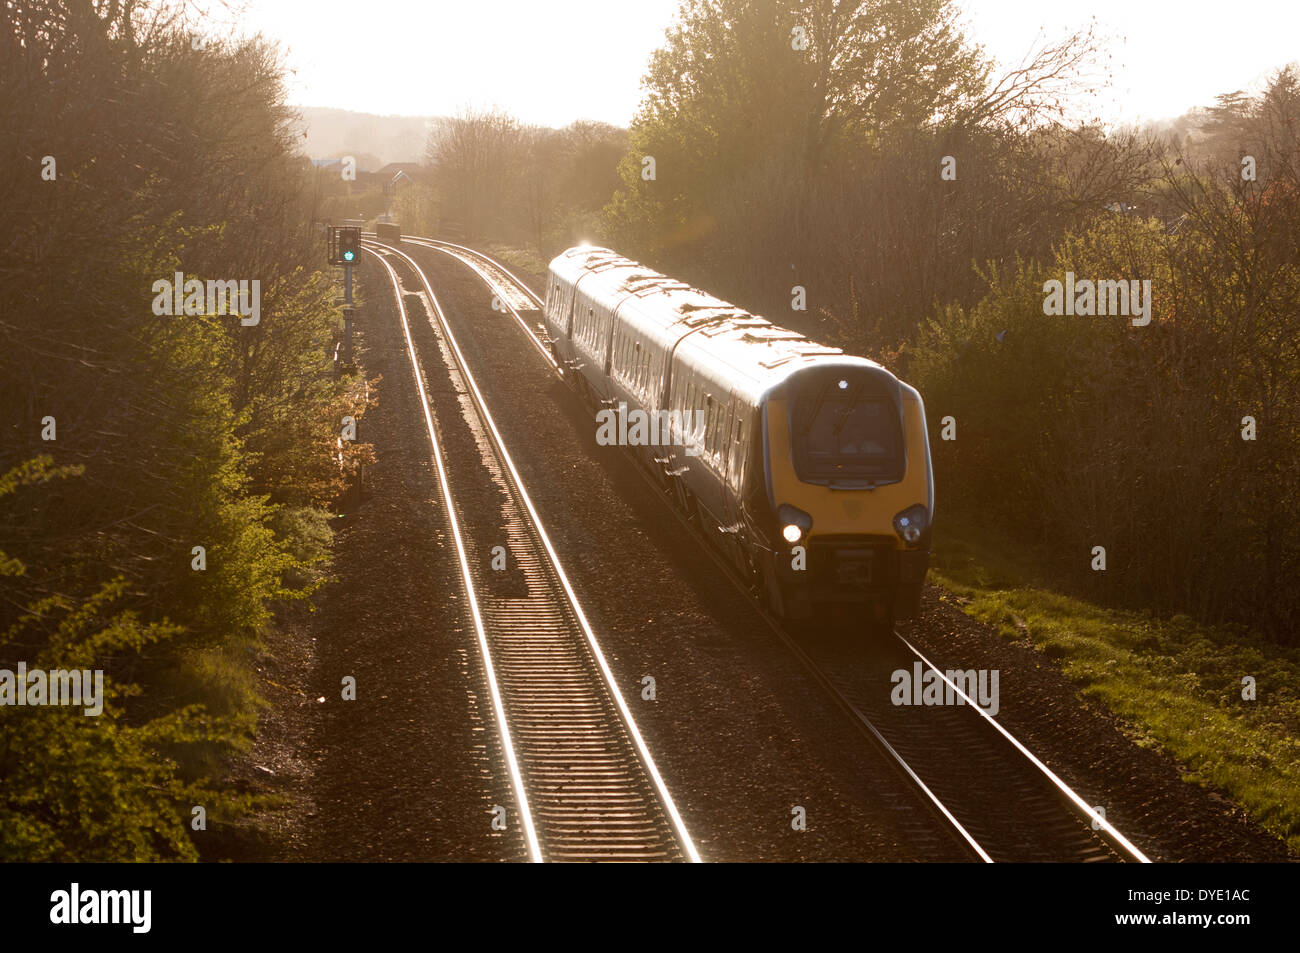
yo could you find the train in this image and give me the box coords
[542,245,933,624]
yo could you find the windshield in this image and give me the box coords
[789,371,904,485]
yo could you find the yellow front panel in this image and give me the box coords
[766,395,930,546]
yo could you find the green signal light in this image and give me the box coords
[343,250,355,261]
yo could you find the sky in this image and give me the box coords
[234,0,1300,128]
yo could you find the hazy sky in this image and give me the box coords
[235,0,1299,128]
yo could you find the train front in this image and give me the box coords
[760,359,933,624]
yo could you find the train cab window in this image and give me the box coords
[790,372,905,486]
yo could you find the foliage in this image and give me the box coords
[0,1,367,858]
[422,108,629,256]
[930,518,1300,853]
[591,0,1300,644]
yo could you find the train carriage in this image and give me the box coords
[543,245,933,624]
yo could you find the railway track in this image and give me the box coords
[362,240,699,863]
[786,625,1149,862]
[371,232,1151,864]
[399,235,552,366]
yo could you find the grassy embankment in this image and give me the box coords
[930,517,1300,854]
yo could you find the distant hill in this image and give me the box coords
[290,106,444,169]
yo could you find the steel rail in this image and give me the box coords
[365,246,542,861]
[363,240,701,862]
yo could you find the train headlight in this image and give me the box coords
[893,505,928,545]
[777,503,813,546]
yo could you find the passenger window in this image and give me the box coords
[719,403,731,460]
[730,415,745,489]
[715,404,727,464]
[705,398,717,463]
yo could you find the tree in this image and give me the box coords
[0,0,366,856]
[426,107,524,237]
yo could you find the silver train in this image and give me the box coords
[542,246,933,623]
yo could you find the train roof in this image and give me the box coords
[548,246,888,403]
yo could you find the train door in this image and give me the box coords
[604,307,617,377]
[598,310,617,407]
[554,283,576,371]
[716,397,742,562]
[727,404,754,576]
[677,372,702,516]
[697,390,726,532]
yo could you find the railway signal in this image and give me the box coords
[327,225,361,266]
[340,228,359,263]
[327,225,361,377]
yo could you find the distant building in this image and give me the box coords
[375,162,429,183]
[310,157,387,192]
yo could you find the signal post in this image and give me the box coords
[328,225,361,376]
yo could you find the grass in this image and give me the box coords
[930,516,1300,854]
